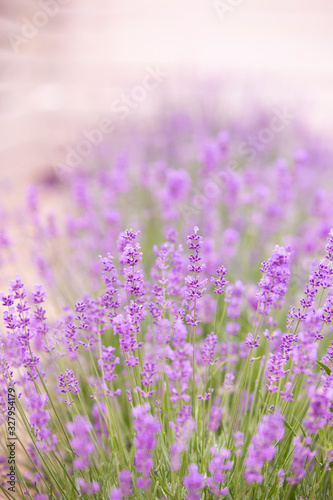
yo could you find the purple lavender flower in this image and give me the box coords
[201,332,218,364]
[211,265,228,294]
[136,386,156,399]
[109,470,133,498]
[112,313,143,368]
[121,243,142,268]
[109,488,122,500]
[245,412,285,483]
[233,431,244,456]
[245,333,260,349]
[183,463,205,500]
[25,392,50,439]
[118,230,145,302]
[287,436,317,485]
[257,245,292,323]
[303,380,333,433]
[77,478,100,495]
[164,320,192,403]
[98,345,119,382]
[31,284,46,304]
[159,168,191,220]
[277,468,285,485]
[197,388,214,400]
[149,239,186,321]
[280,381,294,402]
[185,227,207,326]
[67,416,95,469]
[141,361,156,386]
[187,227,206,274]
[223,372,235,391]
[119,469,133,497]
[291,326,319,376]
[224,280,244,334]
[65,322,78,357]
[209,406,222,432]
[132,403,160,489]
[207,446,233,496]
[9,274,27,300]
[99,253,120,320]
[1,292,14,307]
[92,401,108,442]
[117,229,140,252]
[264,353,290,393]
[325,229,333,263]
[58,369,80,405]
[170,406,196,471]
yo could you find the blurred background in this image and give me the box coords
[0,0,332,186]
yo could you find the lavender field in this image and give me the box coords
[1,103,333,499]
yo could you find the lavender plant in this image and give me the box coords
[0,106,333,499]
[0,224,332,499]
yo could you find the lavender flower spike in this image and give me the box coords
[245,412,285,483]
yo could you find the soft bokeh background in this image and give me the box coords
[1,0,333,185]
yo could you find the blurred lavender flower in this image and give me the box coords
[183,463,205,500]
[245,412,285,483]
[67,416,95,470]
[257,245,292,324]
[132,403,160,489]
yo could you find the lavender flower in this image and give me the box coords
[277,468,285,485]
[141,361,156,386]
[287,436,317,485]
[98,345,120,382]
[99,253,120,320]
[132,403,160,489]
[118,469,133,498]
[109,488,122,500]
[245,333,260,349]
[170,406,196,471]
[185,227,207,326]
[303,381,333,433]
[280,381,294,402]
[25,392,50,439]
[58,369,80,405]
[165,320,192,403]
[245,412,285,483]
[77,479,100,495]
[119,230,145,302]
[233,431,244,456]
[183,463,205,500]
[224,280,244,335]
[208,406,222,432]
[257,245,292,323]
[67,416,95,469]
[207,446,233,496]
[201,332,218,364]
[264,353,290,393]
[211,265,228,294]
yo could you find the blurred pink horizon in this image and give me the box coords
[1,0,333,184]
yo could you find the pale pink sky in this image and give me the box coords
[1,0,332,183]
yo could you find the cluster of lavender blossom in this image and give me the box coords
[1,106,333,499]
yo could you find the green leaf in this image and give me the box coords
[288,484,297,500]
[284,418,297,437]
[258,390,265,405]
[290,415,307,437]
[315,360,332,375]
